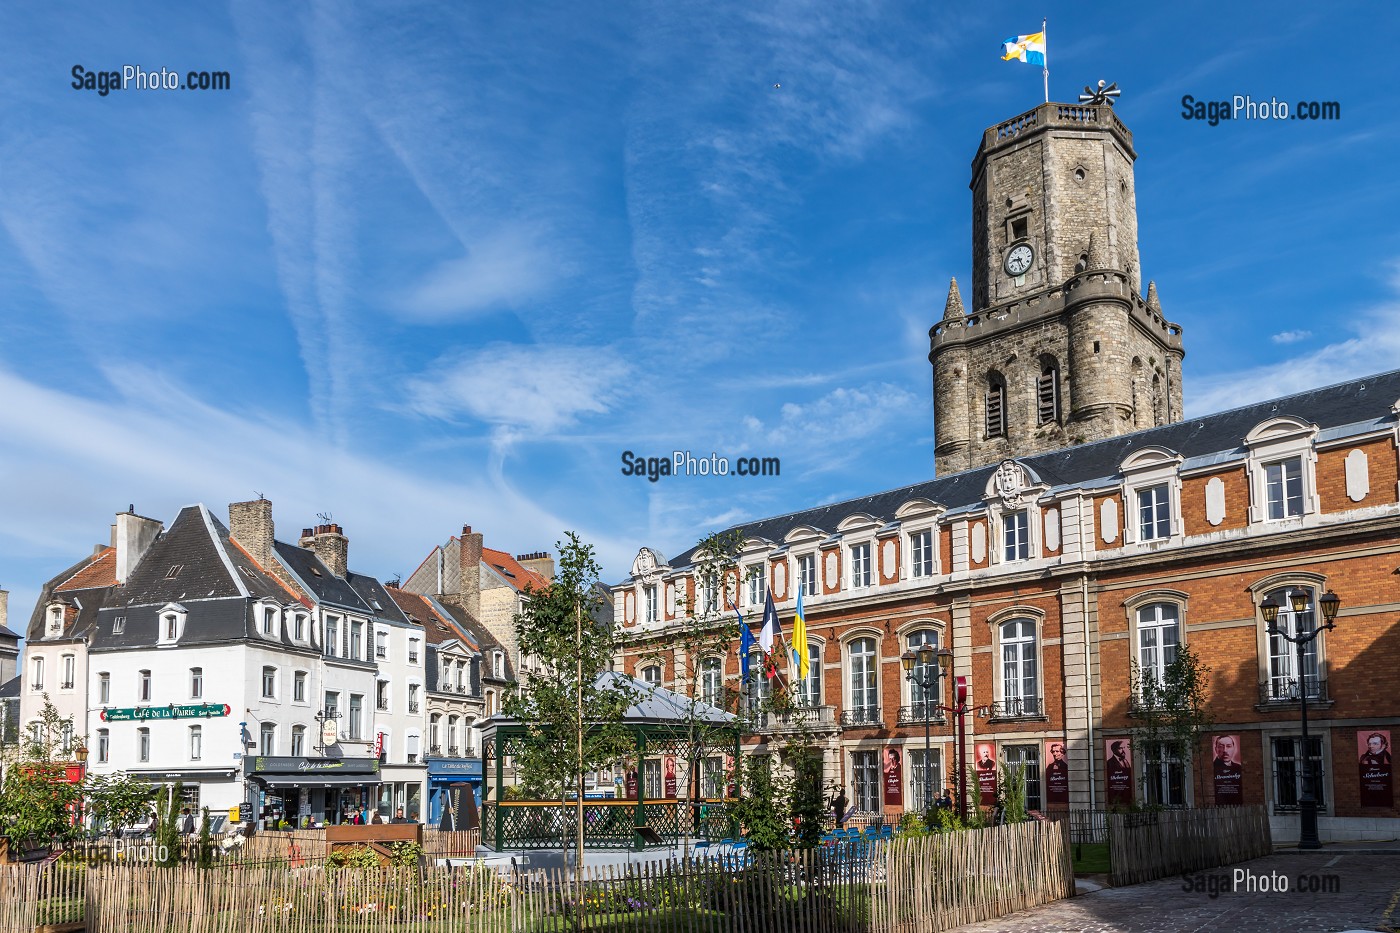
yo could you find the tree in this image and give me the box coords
[0,696,85,854]
[665,529,748,848]
[503,533,636,863]
[85,772,158,837]
[1130,643,1213,806]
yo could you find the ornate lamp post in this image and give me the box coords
[901,645,952,819]
[1260,588,1340,850]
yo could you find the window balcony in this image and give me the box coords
[429,744,441,754]
[839,706,882,727]
[408,652,420,664]
[376,700,389,711]
[408,702,420,714]
[987,697,1044,721]
[447,746,458,757]
[896,703,947,726]
[456,685,467,694]
[754,705,837,733]
[1258,675,1330,707]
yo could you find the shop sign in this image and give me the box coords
[100,703,231,722]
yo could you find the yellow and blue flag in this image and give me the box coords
[791,587,809,680]
[1001,31,1046,67]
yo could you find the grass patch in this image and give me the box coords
[1071,842,1110,874]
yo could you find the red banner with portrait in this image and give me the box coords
[883,746,904,806]
[1044,739,1069,806]
[974,742,998,805]
[1105,738,1133,806]
[663,756,678,798]
[1358,730,1394,808]
[1212,734,1243,805]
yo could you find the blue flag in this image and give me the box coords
[735,602,756,683]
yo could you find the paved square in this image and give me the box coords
[954,852,1400,933]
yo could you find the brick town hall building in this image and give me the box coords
[612,101,1400,843]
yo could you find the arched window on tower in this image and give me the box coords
[1131,357,1146,428]
[1151,373,1166,426]
[985,374,1007,439]
[1036,360,1060,425]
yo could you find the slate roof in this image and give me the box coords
[273,540,366,610]
[0,675,19,699]
[26,549,120,641]
[660,367,1400,571]
[386,587,475,648]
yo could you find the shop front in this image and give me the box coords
[245,755,381,828]
[426,756,482,825]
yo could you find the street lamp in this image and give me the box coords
[902,645,952,820]
[1260,588,1341,850]
[74,745,89,836]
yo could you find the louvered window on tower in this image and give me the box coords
[985,382,1006,438]
[1037,367,1060,424]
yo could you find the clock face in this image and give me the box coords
[1004,244,1034,276]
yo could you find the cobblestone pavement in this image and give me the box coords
[953,851,1400,933]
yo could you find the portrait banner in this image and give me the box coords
[1211,734,1243,805]
[883,746,904,806]
[1358,730,1394,808]
[663,756,678,798]
[1104,738,1133,806]
[974,742,998,805]
[1044,739,1069,806]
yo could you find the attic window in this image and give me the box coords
[164,565,183,580]
[112,616,126,634]
[494,565,516,578]
[309,565,323,577]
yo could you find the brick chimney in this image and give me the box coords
[515,551,555,583]
[302,523,349,577]
[113,508,163,583]
[0,589,7,632]
[229,498,275,568]
[459,524,483,619]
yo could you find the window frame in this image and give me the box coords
[189,724,203,761]
[988,610,1044,719]
[1243,417,1319,524]
[849,542,872,589]
[846,635,880,717]
[261,666,277,700]
[190,666,203,699]
[909,529,935,579]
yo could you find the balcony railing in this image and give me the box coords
[839,706,882,727]
[896,703,947,726]
[408,702,420,713]
[987,696,1042,720]
[447,746,459,757]
[376,701,389,711]
[456,685,467,694]
[429,744,441,754]
[753,705,837,733]
[408,652,419,664]
[1259,676,1329,705]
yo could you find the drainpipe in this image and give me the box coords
[1082,574,1096,808]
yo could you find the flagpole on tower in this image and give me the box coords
[1042,18,1049,103]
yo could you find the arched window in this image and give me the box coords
[999,620,1038,716]
[906,629,940,713]
[985,374,1007,438]
[793,644,822,707]
[700,657,723,706]
[1136,603,1181,692]
[1264,586,1323,701]
[848,637,879,720]
[641,665,662,687]
[1152,373,1166,426]
[1037,361,1060,425]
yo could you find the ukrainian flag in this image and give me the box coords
[1001,32,1046,67]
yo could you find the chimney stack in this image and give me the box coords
[303,523,349,578]
[459,524,483,619]
[0,589,7,633]
[229,498,275,568]
[516,551,555,583]
[114,509,163,584]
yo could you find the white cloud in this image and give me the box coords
[1270,329,1313,344]
[1189,281,1400,416]
[398,226,558,319]
[737,383,922,474]
[404,344,632,434]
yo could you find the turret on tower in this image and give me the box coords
[930,100,1185,476]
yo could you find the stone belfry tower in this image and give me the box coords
[930,102,1185,476]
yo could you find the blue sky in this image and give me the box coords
[3,1,1399,629]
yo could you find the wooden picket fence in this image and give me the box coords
[0,819,1072,932]
[1108,805,1272,886]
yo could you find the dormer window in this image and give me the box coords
[1244,417,1319,525]
[849,543,871,589]
[157,604,187,645]
[493,651,505,679]
[1265,458,1304,520]
[45,605,63,638]
[1003,510,1030,561]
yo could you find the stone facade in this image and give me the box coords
[933,103,1186,476]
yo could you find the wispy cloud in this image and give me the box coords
[403,344,632,435]
[1270,329,1312,344]
[396,225,560,320]
[736,382,922,476]
[1189,274,1400,416]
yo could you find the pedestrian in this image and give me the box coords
[180,807,196,838]
[390,807,410,824]
[832,788,849,829]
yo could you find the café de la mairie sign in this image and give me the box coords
[99,703,232,722]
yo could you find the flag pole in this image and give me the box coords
[1042,18,1049,103]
